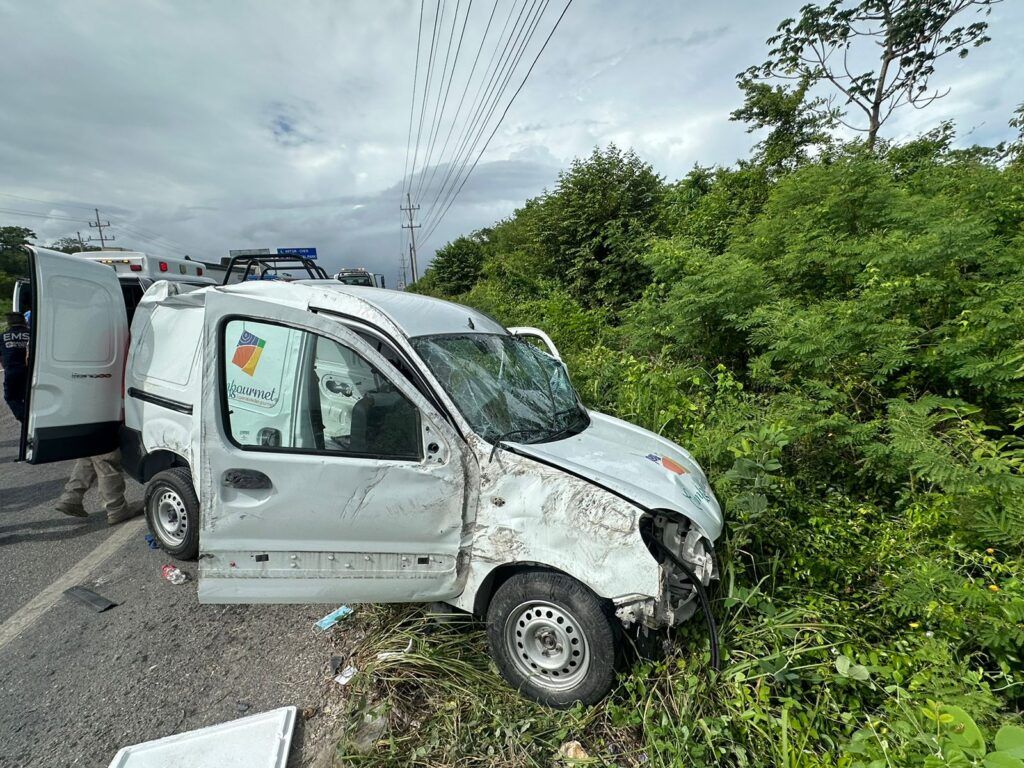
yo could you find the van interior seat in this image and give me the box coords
[349,389,418,458]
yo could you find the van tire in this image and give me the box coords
[486,572,620,708]
[145,468,200,560]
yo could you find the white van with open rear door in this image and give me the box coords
[20,245,724,709]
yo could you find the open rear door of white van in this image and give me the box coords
[19,246,128,463]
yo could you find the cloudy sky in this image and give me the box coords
[2,0,1022,286]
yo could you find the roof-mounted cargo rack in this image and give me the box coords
[221,254,329,285]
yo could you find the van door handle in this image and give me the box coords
[222,469,273,490]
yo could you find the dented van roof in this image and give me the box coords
[211,279,508,338]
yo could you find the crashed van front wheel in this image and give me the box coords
[486,572,619,708]
[145,468,199,560]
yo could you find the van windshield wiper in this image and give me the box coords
[537,408,589,444]
[488,427,545,463]
[488,409,589,462]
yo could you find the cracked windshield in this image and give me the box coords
[413,334,587,444]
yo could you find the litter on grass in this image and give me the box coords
[376,638,414,661]
[107,705,296,768]
[333,665,358,686]
[314,604,353,631]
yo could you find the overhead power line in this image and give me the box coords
[419,0,547,233]
[421,0,572,245]
[413,0,502,212]
[0,203,197,257]
[408,0,447,197]
[414,0,473,202]
[0,206,90,224]
[401,0,427,203]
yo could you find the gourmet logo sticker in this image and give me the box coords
[231,330,266,376]
[226,380,278,408]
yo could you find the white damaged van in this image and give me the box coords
[19,246,722,707]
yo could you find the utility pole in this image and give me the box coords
[399,247,408,289]
[400,193,420,283]
[87,208,114,248]
[76,231,86,250]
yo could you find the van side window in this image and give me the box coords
[222,319,421,461]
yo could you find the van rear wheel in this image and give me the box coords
[486,572,620,708]
[145,468,199,560]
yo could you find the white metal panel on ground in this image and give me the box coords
[107,706,296,768]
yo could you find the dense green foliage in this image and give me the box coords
[375,134,1024,767]
[0,226,33,314]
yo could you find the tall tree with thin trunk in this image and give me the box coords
[742,0,998,149]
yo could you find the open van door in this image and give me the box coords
[19,246,128,463]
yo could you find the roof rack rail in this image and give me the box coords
[221,254,329,285]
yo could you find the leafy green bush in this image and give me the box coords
[375,135,1023,766]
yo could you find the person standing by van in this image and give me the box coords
[56,450,140,525]
[1,311,30,422]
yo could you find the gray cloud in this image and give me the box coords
[1,0,1021,286]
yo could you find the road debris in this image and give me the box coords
[64,586,117,613]
[314,605,352,632]
[161,565,187,585]
[333,665,358,686]
[557,741,590,762]
[144,534,159,550]
[376,638,414,661]
[107,705,296,767]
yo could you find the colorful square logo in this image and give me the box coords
[231,330,266,376]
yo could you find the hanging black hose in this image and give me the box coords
[651,539,721,672]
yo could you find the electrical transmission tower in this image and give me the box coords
[88,208,115,248]
[400,193,421,283]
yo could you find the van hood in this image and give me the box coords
[510,412,723,540]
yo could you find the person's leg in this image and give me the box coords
[56,458,96,517]
[93,449,128,520]
[3,373,25,422]
[94,449,139,524]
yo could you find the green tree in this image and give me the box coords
[0,225,36,252]
[744,0,997,148]
[426,234,486,295]
[1008,102,1024,165]
[536,145,664,309]
[731,75,836,169]
[47,236,99,254]
[0,226,34,306]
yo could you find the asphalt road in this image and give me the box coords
[0,377,358,767]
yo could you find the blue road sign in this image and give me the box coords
[277,247,317,259]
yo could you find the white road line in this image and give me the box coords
[0,517,146,653]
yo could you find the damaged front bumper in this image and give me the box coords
[615,513,718,629]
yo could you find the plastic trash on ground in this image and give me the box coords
[333,665,358,686]
[107,706,296,767]
[161,565,188,585]
[314,604,352,631]
[376,638,414,661]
